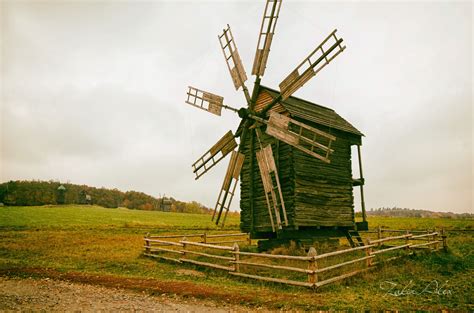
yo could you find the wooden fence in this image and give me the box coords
[143,229,447,289]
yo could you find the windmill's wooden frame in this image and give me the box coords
[184,0,367,247]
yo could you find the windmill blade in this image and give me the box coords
[252,0,282,77]
[192,131,238,180]
[279,29,346,100]
[265,112,336,163]
[213,151,245,227]
[218,25,248,93]
[185,86,224,116]
[255,144,288,231]
[185,86,238,116]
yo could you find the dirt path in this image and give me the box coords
[0,277,260,312]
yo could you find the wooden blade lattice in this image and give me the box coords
[279,29,346,100]
[185,86,224,116]
[219,24,248,91]
[265,112,336,163]
[256,144,287,231]
[252,0,282,77]
[213,151,245,227]
[192,131,237,180]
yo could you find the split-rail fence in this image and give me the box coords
[143,229,447,289]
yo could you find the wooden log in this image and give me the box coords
[315,255,374,274]
[313,244,375,260]
[206,233,249,238]
[307,247,318,284]
[233,251,311,261]
[314,268,371,288]
[410,232,438,239]
[368,234,412,245]
[145,239,183,247]
[208,240,248,244]
[144,246,184,255]
[410,241,442,249]
[371,244,411,255]
[148,234,203,239]
[180,241,235,251]
[229,272,313,288]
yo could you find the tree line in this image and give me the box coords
[0,180,212,214]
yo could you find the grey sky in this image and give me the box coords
[0,1,472,213]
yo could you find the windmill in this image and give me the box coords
[185,0,367,246]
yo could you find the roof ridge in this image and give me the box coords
[259,85,335,112]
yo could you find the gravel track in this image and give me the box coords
[0,277,256,312]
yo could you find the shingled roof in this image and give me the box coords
[260,85,363,136]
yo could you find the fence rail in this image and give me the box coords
[143,229,447,290]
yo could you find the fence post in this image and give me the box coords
[233,243,240,272]
[247,233,252,245]
[182,236,187,258]
[433,229,439,250]
[145,232,150,254]
[202,233,207,244]
[377,226,382,247]
[405,230,410,251]
[366,240,373,267]
[307,247,318,287]
[441,228,447,251]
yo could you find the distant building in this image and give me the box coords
[57,185,66,204]
[79,190,92,205]
[160,197,172,212]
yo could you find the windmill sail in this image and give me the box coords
[213,151,245,227]
[218,24,248,91]
[265,112,336,163]
[185,86,224,116]
[192,131,237,179]
[279,29,345,100]
[256,144,287,231]
[252,0,282,77]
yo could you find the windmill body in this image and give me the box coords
[185,0,367,246]
[240,86,364,240]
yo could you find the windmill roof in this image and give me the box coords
[260,85,363,136]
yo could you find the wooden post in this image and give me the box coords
[441,228,447,251]
[233,243,240,272]
[434,230,439,250]
[377,226,382,248]
[182,237,187,258]
[145,232,150,254]
[366,240,373,267]
[247,233,252,246]
[405,230,410,251]
[202,233,207,244]
[357,145,367,223]
[307,247,318,286]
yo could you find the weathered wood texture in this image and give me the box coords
[241,87,362,235]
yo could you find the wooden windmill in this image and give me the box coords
[185,0,367,246]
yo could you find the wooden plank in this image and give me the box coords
[145,246,184,254]
[314,244,375,260]
[371,244,411,255]
[143,253,181,263]
[180,240,235,251]
[229,272,313,288]
[206,233,248,238]
[233,251,311,261]
[180,258,234,271]
[231,260,311,274]
[145,239,184,247]
[368,234,412,245]
[410,241,441,248]
[314,268,370,288]
[315,255,374,274]
[410,232,438,239]
[148,234,203,239]
[209,240,247,244]
[182,250,234,261]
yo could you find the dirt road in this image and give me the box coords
[0,277,257,312]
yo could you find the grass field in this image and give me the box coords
[0,205,472,311]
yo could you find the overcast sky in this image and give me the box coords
[0,0,472,213]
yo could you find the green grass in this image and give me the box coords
[0,205,472,311]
